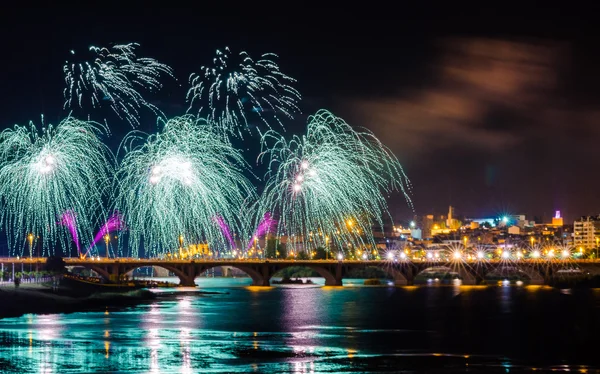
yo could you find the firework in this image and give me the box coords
[114,115,256,257]
[187,47,301,136]
[258,110,411,253]
[0,117,114,255]
[86,211,126,256]
[214,215,236,250]
[63,43,174,127]
[247,212,277,250]
[58,210,81,256]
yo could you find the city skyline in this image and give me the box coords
[1,7,600,372]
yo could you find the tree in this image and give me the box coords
[314,247,327,260]
[45,256,66,274]
[296,251,310,260]
[276,243,287,259]
[265,238,278,258]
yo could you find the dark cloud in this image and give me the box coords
[347,38,568,159]
[340,38,600,221]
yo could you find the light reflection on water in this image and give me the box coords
[0,278,598,373]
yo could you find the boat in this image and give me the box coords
[61,274,141,292]
[62,273,180,291]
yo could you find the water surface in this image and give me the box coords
[0,278,598,373]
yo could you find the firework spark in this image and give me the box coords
[63,43,174,127]
[114,115,256,257]
[258,109,411,252]
[246,212,277,250]
[214,215,236,250]
[187,47,301,136]
[86,211,126,256]
[0,117,114,255]
[58,210,81,256]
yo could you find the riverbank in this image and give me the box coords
[0,284,158,319]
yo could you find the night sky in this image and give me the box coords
[1,5,599,224]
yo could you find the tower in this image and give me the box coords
[446,206,455,228]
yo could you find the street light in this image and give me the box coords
[104,234,110,259]
[178,235,184,258]
[28,233,34,259]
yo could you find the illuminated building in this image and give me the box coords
[446,206,455,228]
[421,215,434,239]
[574,216,600,250]
[551,210,564,226]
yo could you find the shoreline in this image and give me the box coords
[0,285,158,319]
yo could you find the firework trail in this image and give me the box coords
[58,210,80,256]
[114,115,256,257]
[214,215,236,250]
[187,47,301,137]
[258,109,411,252]
[86,211,126,256]
[247,212,277,250]
[0,117,114,255]
[63,43,174,127]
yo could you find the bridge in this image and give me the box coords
[3,257,600,286]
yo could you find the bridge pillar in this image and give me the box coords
[245,263,269,287]
[324,262,343,286]
[108,264,121,282]
[178,275,197,287]
[252,277,271,287]
[522,265,545,285]
[177,264,198,287]
[457,268,477,285]
[392,266,411,286]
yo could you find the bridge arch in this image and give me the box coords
[273,264,338,286]
[119,264,190,285]
[413,265,478,285]
[385,267,410,285]
[80,264,112,281]
[195,264,267,287]
[484,265,544,285]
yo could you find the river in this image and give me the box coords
[0,278,598,373]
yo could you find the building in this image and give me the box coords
[469,218,496,227]
[421,215,434,239]
[573,216,600,250]
[410,228,422,240]
[551,210,564,226]
[508,226,521,235]
[446,206,454,228]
